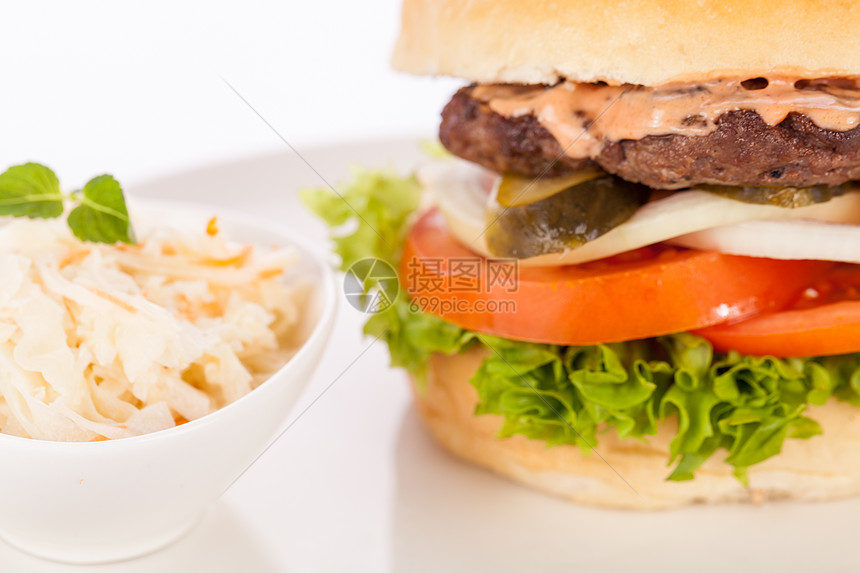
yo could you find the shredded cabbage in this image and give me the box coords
[0,215,302,441]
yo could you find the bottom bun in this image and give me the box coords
[411,348,860,510]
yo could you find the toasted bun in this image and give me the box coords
[412,348,860,509]
[393,0,860,86]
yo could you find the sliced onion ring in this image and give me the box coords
[424,159,860,267]
[670,219,860,263]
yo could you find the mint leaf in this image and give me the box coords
[68,174,136,244]
[0,163,137,246]
[0,163,64,218]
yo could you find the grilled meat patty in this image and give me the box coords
[440,85,860,190]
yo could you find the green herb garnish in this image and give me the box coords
[0,163,135,245]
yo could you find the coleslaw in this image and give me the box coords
[0,214,304,441]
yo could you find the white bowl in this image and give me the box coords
[0,200,337,564]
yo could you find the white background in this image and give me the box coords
[0,0,460,187]
[3,3,860,572]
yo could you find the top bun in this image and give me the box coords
[392,0,860,86]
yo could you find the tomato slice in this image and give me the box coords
[402,210,833,346]
[695,265,860,357]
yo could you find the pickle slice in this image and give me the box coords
[497,168,604,207]
[486,176,651,258]
[700,183,849,208]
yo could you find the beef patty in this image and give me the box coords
[440,85,860,190]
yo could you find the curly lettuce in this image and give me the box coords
[302,167,860,483]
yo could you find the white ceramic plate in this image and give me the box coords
[4,138,859,572]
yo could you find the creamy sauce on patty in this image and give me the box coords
[472,77,860,159]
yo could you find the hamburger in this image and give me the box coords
[305,0,860,509]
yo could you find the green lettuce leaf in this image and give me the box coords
[302,165,860,482]
[364,295,477,387]
[301,167,421,270]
